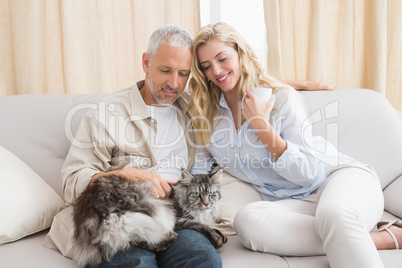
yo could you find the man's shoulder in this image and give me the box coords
[175,89,191,112]
[106,86,134,103]
[83,85,139,120]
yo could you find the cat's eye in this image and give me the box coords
[194,192,200,197]
[209,192,214,196]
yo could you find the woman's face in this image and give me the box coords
[197,39,241,94]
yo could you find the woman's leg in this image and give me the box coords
[234,164,385,267]
[234,197,325,256]
[315,166,384,268]
[157,229,222,268]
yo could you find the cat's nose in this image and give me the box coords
[203,202,210,208]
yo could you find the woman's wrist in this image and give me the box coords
[251,121,287,161]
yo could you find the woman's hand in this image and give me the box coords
[241,88,286,161]
[92,168,177,199]
[241,88,276,130]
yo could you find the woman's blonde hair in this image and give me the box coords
[188,22,285,145]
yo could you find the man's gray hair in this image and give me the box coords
[147,25,194,60]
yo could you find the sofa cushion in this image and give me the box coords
[0,230,76,268]
[216,171,263,235]
[0,147,66,245]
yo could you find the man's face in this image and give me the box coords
[142,44,192,106]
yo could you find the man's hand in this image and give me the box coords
[91,168,177,198]
[284,80,337,91]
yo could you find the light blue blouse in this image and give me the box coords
[192,88,355,201]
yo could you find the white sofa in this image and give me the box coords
[1,88,402,268]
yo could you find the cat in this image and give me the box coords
[71,165,226,267]
[72,175,178,267]
[170,166,227,249]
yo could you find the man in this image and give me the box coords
[45,25,221,268]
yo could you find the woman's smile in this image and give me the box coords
[217,73,230,83]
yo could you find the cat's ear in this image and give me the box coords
[181,168,194,184]
[210,164,223,183]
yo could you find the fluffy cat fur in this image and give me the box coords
[170,167,227,249]
[72,175,178,267]
[72,165,226,267]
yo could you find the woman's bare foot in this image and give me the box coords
[371,222,402,250]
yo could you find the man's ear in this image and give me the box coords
[142,52,150,73]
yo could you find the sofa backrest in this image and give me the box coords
[1,88,401,200]
[0,93,108,197]
[299,88,402,189]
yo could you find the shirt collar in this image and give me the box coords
[128,80,149,120]
[129,80,190,120]
[219,92,230,109]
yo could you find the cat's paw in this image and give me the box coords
[210,229,227,249]
[218,229,228,244]
[154,231,179,252]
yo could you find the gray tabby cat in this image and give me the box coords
[71,165,226,267]
[171,167,227,249]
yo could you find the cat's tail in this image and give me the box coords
[72,200,177,267]
[72,216,105,268]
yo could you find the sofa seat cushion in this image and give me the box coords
[0,147,66,245]
[217,235,289,268]
[0,230,75,268]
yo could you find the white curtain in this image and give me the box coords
[263,0,402,109]
[0,0,200,95]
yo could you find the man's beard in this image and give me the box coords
[146,71,179,106]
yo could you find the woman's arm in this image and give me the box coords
[242,88,327,187]
[241,88,287,161]
[283,80,337,91]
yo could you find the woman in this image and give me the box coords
[188,22,401,268]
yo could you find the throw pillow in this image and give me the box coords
[215,171,263,235]
[0,146,66,245]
